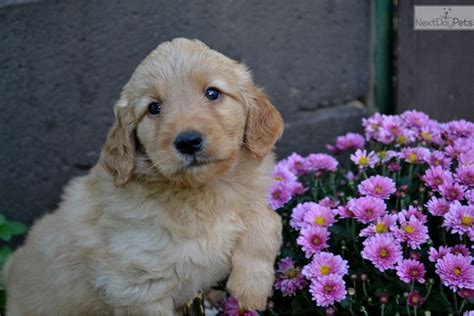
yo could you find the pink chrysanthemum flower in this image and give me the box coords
[401,147,430,164]
[363,113,384,140]
[428,246,452,263]
[458,288,474,300]
[466,190,474,204]
[335,132,365,152]
[402,110,430,129]
[335,205,353,219]
[285,152,307,175]
[443,201,473,236]
[381,115,404,138]
[378,150,400,163]
[439,181,466,201]
[362,234,402,271]
[395,128,417,146]
[347,196,387,224]
[459,149,474,167]
[359,214,397,237]
[350,149,378,169]
[457,165,474,187]
[452,244,470,257]
[401,205,427,224]
[358,175,396,200]
[446,119,474,139]
[268,182,292,210]
[435,253,474,291]
[303,204,335,228]
[291,202,313,230]
[223,296,258,316]
[407,290,424,307]
[423,166,454,191]
[272,164,297,185]
[318,197,340,209]
[394,214,429,249]
[305,153,338,173]
[274,257,306,297]
[446,138,474,159]
[396,259,426,284]
[309,275,347,307]
[425,150,452,168]
[426,196,451,216]
[302,252,348,280]
[297,226,330,258]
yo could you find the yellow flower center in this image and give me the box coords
[375,223,387,234]
[420,132,432,140]
[410,269,419,277]
[358,156,369,166]
[397,136,408,144]
[403,225,415,234]
[461,215,472,227]
[375,186,383,194]
[411,296,419,303]
[272,191,280,199]
[320,265,331,276]
[408,152,417,163]
[312,237,321,246]
[274,176,283,182]
[286,268,299,279]
[453,267,462,276]
[323,285,333,293]
[378,151,386,159]
[379,248,388,258]
[314,217,326,226]
[435,177,443,185]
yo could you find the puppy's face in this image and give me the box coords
[100,38,283,187]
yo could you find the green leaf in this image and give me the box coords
[0,247,12,267]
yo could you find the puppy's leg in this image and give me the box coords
[227,208,282,310]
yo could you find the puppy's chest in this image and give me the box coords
[106,210,244,283]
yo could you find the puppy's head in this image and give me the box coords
[100,38,283,187]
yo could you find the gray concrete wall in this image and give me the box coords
[0,0,369,227]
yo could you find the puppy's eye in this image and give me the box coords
[204,88,221,101]
[148,102,161,116]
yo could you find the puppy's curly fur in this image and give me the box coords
[4,38,284,316]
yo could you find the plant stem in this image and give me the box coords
[459,299,466,314]
[406,301,412,316]
[414,306,418,316]
[439,283,452,310]
[452,291,459,315]
[423,282,433,301]
[408,164,414,188]
[362,280,368,297]
[381,303,385,316]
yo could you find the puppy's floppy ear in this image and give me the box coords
[99,98,136,186]
[243,87,284,159]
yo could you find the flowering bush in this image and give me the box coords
[223,111,474,315]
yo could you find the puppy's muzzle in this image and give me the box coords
[174,131,204,155]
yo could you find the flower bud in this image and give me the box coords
[360,273,368,281]
[379,292,389,304]
[350,274,357,281]
[325,307,336,316]
[348,288,356,296]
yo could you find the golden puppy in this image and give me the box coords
[4,38,283,315]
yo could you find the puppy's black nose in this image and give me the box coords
[174,131,204,155]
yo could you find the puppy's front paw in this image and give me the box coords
[226,264,274,311]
